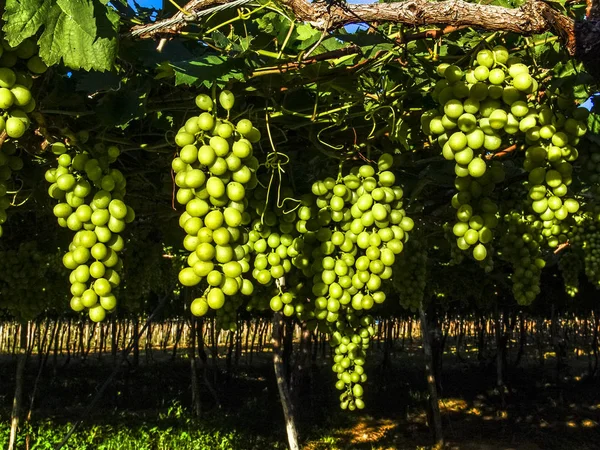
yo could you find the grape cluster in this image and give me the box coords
[0,35,47,235]
[304,154,413,408]
[0,35,46,140]
[497,211,545,304]
[331,317,374,411]
[391,238,427,311]
[521,104,588,248]
[558,250,582,297]
[570,215,600,288]
[247,183,300,287]
[422,47,531,261]
[0,141,23,236]
[244,173,315,320]
[45,141,134,321]
[580,146,600,193]
[172,91,259,318]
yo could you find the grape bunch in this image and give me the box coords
[331,316,374,411]
[247,182,301,286]
[449,164,504,265]
[422,46,531,261]
[497,211,545,304]
[0,35,47,235]
[558,250,582,297]
[172,91,259,318]
[569,214,600,288]
[0,141,23,237]
[243,170,317,320]
[391,237,427,311]
[304,153,414,409]
[0,35,46,139]
[580,145,600,193]
[45,141,134,322]
[521,104,588,248]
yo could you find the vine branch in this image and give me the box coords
[128,0,576,54]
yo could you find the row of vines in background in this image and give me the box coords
[1,312,598,362]
[2,312,600,397]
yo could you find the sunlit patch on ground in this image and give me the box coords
[303,416,402,450]
[440,398,468,413]
[344,417,398,444]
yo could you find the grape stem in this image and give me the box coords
[485,143,517,160]
[554,242,570,254]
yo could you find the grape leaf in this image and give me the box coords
[97,89,147,129]
[56,0,97,39]
[3,0,119,71]
[170,55,246,88]
[3,0,52,45]
[296,24,319,41]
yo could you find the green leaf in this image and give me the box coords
[254,12,284,35]
[39,1,119,71]
[296,24,318,41]
[2,0,53,45]
[170,54,246,88]
[96,89,146,129]
[211,31,230,49]
[56,0,97,39]
[4,0,119,71]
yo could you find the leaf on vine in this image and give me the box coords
[550,60,594,100]
[4,0,119,71]
[254,12,285,35]
[97,89,147,129]
[2,0,53,45]
[155,61,175,80]
[211,31,231,49]
[389,118,410,150]
[296,24,319,41]
[170,55,245,87]
[56,0,97,39]
[587,112,600,135]
[231,35,254,54]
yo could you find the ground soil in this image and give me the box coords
[1,341,599,449]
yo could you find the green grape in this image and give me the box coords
[174,89,258,319]
[569,210,600,288]
[299,154,414,408]
[423,45,588,273]
[45,139,133,320]
[497,211,544,304]
[0,31,46,236]
[391,238,427,311]
[558,250,581,297]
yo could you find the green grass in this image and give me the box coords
[0,403,286,450]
